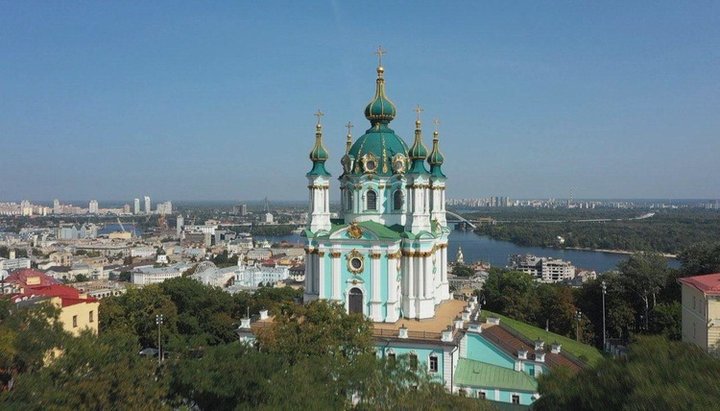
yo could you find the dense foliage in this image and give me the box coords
[472,208,720,254]
[482,251,682,346]
[535,336,720,410]
[1,281,490,410]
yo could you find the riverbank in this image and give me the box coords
[562,246,677,259]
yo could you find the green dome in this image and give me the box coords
[364,67,396,125]
[428,130,446,178]
[347,124,408,176]
[307,123,330,177]
[407,120,429,174]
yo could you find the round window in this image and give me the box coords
[366,160,376,171]
[350,257,363,270]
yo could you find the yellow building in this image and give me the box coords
[7,269,99,336]
[678,273,720,354]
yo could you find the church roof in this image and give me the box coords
[320,220,404,240]
[454,358,538,392]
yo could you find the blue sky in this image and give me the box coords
[1,1,718,202]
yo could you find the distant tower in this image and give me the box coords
[144,196,151,214]
[176,215,184,238]
[456,246,465,265]
[89,200,99,214]
[133,198,140,214]
[53,199,60,214]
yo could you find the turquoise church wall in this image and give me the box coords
[465,333,515,368]
[377,343,446,383]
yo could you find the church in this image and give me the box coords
[294,50,588,405]
[303,48,450,322]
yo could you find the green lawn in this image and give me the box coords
[483,310,603,367]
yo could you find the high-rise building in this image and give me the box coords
[88,200,99,214]
[157,201,172,215]
[176,215,184,238]
[133,198,140,214]
[53,199,61,214]
[144,196,151,214]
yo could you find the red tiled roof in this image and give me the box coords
[4,269,59,287]
[11,281,97,308]
[678,273,720,295]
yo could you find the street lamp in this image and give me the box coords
[602,281,607,352]
[575,310,583,342]
[155,314,164,365]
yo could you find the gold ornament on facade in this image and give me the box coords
[347,222,363,239]
[346,249,365,274]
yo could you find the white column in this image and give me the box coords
[318,252,326,299]
[407,254,415,318]
[332,251,341,301]
[370,249,382,321]
[386,252,399,322]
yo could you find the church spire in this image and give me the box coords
[408,105,429,174]
[364,46,397,126]
[345,121,353,154]
[307,110,330,177]
[428,118,446,178]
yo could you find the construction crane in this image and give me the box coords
[116,217,127,233]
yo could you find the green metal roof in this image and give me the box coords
[454,358,538,392]
[321,220,403,241]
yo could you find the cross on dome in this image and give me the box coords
[345,121,354,136]
[414,105,424,122]
[374,45,386,67]
[314,109,324,125]
[433,118,441,132]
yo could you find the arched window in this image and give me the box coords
[409,352,418,371]
[346,190,353,211]
[393,189,403,211]
[366,190,377,211]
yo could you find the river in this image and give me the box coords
[260,230,680,273]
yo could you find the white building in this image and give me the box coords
[263,212,274,224]
[131,263,190,285]
[0,257,32,271]
[89,200,99,214]
[134,198,141,214]
[144,196,151,214]
[234,263,289,288]
[510,255,576,283]
[157,201,172,215]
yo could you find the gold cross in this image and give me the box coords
[414,104,424,121]
[433,118,441,132]
[375,45,386,66]
[345,121,353,136]
[314,109,324,125]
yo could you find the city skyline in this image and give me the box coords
[2,2,719,201]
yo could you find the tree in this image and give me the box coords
[452,264,474,277]
[2,330,169,410]
[618,253,669,330]
[678,241,720,276]
[535,336,720,410]
[483,270,537,322]
[0,299,66,390]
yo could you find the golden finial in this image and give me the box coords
[314,109,324,127]
[414,105,424,125]
[374,45,387,67]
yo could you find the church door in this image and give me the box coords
[348,288,363,314]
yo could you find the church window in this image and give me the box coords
[366,190,377,211]
[409,353,418,371]
[350,257,363,271]
[478,391,486,399]
[346,190,353,210]
[393,189,403,211]
[512,394,520,404]
[429,355,438,373]
[387,352,396,365]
